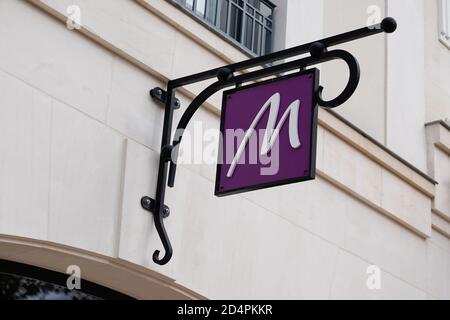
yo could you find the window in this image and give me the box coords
[174,0,275,56]
[439,0,450,49]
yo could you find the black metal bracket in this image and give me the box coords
[142,17,397,265]
[141,196,170,218]
[150,87,181,109]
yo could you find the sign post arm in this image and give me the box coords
[169,18,396,89]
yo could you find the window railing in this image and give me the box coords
[173,0,275,56]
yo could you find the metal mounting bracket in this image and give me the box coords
[150,87,181,109]
[141,196,170,218]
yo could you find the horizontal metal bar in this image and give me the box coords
[170,18,395,88]
[173,50,354,133]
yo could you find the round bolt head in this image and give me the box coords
[217,68,233,82]
[309,42,326,59]
[141,197,152,209]
[381,17,397,33]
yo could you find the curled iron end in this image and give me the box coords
[152,219,173,265]
[153,249,172,265]
[316,50,360,108]
[152,208,173,265]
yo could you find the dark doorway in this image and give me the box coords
[0,259,133,300]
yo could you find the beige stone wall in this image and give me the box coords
[322,0,387,144]
[0,0,449,299]
[426,122,450,222]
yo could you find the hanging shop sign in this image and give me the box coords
[215,69,319,196]
[141,18,398,265]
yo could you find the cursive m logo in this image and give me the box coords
[227,92,302,177]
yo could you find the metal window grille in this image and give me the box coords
[174,0,275,55]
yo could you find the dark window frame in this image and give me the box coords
[171,0,275,56]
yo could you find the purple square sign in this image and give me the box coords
[215,69,319,197]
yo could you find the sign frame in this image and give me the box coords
[215,68,320,197]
